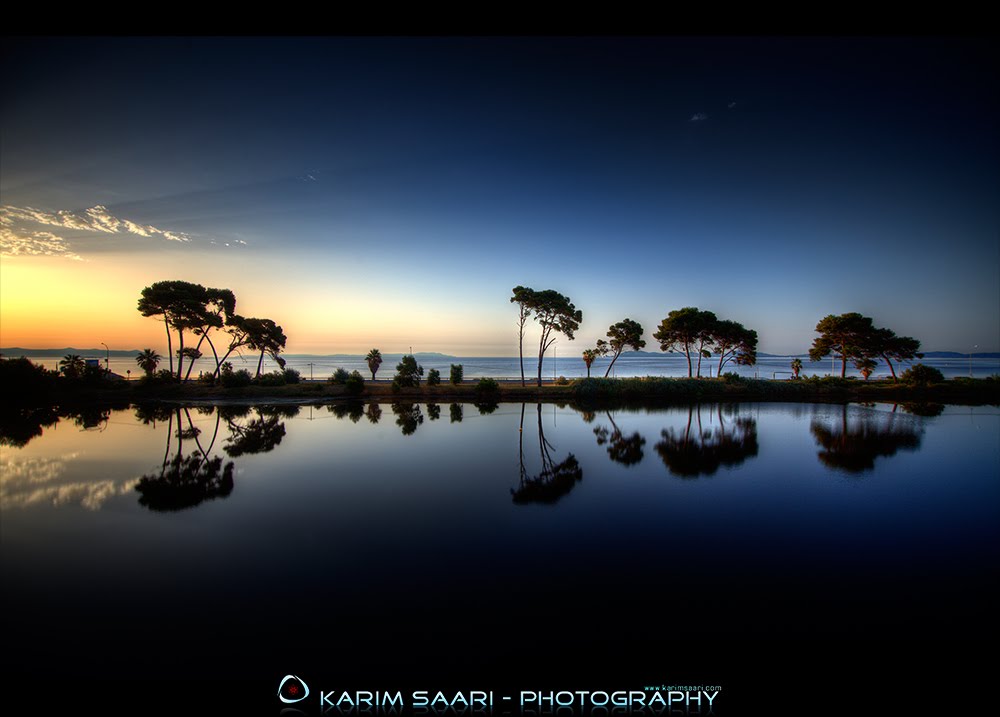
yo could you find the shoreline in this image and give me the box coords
[8,376,998,408]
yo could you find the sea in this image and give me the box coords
[22,352,1000,381]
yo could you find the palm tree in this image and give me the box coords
[582,349,598,378]
[790,358,803,379]
[59,354,86,379]
[365,348,383,381]
[136,349,161,378]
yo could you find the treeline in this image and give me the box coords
[510,286,923,383]
[136,280,287,382]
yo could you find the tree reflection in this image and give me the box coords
[222,405,297,456]
[392,402,424,436]
[811,404,922,473]
[593,411,645,466]
[449,404,463,423]
[655,404,758,478]
[329,401,365,422]
[512,403,583,505]
[135,406,235,511]
[0,406,59,447]
[366,403,382,424]
[427,403,441,420]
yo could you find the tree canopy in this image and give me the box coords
[652,307,718,378]
[599,318,646,378]
[522,289,582,387]
[808,313,876,378]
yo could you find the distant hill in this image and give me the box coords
[1,347,142,358]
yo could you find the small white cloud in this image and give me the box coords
[0,228,83,261]
[0,204,192,247]
[690,113,708,122]
[727,101,737,109]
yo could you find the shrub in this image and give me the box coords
[476,377,500,394]
[900,363,944,386]
[220,365,253,388]
[427,368,441,386]
[721,372,743,384]
[197,371,216,385]
[329,367,350,384]
[345,370,365,396]
[450,364,463,385]
[256,370,287,387]
[555,375,569,385]
[394,355,424,388]
[283,368,301,384]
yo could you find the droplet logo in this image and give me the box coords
[278,674,310,703]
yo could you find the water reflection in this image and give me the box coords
[0,406,59,447]
[810,404,922,473]
[654,404,759,478]
[222,405,298,456]
[449,404,463,423]
[593,412,646,467]
[328,401,365,422]
[392,402,424,435]
[427,403,441,421]
[366,402,382,424]
[512,403,583,505]
[134,406,238,511]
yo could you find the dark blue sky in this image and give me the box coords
[2,37,997,353]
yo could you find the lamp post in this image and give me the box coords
[970,345,978,378]
[101,342,109,373]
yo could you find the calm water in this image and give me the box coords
[27,353,1000,381]
[1,401,997,695]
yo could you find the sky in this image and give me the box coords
[1,37,997,355]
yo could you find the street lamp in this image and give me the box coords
[970,345,978,378]
[101,342,110,373]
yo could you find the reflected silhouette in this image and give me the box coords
[0,406,59,447]
[392,402,424,436]
[512,403,583,505]
[811,404,922,473]
[366,402,382,424]
[427,403,441,420]
[449,404,463,423]
[899,402,945,417]
[223,405,297,456]
[475,401,499,415]
[593,411,646,466]
[655,404,758,478]
[135,406,235,511]
[329,401,365,422]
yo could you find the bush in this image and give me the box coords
[0,357,56,402]
[450,364,464,385]
[394,355,424,388]
[555,375,569,385]
[345,370,365,396]
[900,363,944,386]
[721,372,743,384]
[427,368,441,386]
[256,370,287,386]
[283,368,301,384]
[197,371,216,385]
[476,377,500,394]
[220,364,253,388]
[329,367,350,385]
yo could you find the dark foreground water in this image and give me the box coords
[1,401,997,708]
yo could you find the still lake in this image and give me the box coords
[1,400,997,691]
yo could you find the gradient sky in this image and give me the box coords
[2,37,997,355]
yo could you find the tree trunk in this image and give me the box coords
[882,353,898,382]
[164,318,174,378]
[537,331,546,387]
[684,340,693,378]
[256,351,265,379]
[603,349,620,378]
[518,321,526,387]
[177,329,185,382]
[841,350,847,378]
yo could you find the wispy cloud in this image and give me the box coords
[0,452,139,510]
[727,101,737,109]
[0,228,83,261]
[0,204,191,242]
[690,113,709,122]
